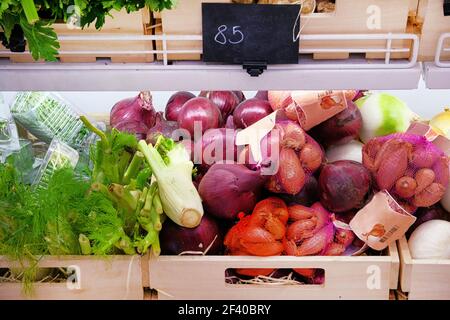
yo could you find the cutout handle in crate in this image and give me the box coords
[0,255,144,300]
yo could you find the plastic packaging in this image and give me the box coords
[0,93,21,162]
[33,139,79,189]
[9,92,92,150]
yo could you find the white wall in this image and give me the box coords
[2,79,449,119]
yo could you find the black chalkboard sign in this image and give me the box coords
[202,3,300,69]
[445,0,450,16]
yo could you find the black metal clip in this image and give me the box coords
[243,61,268,77]
[445,0,450,16]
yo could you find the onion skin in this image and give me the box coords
[376,144,410,190]
[194,128,237,168]
[310,99,362,146]
[113,121,150,140]
[413,183,446,207]
[267,148,306,195]
[233,98,273,129]
[319,160,372,213]
[395,176,417,198]
[204,91,240,120]
[278,176,320,207]
[146,112,179,145]
[165,91,195,121]
[275,120,306,150]
[238,130,281,171]
[255,91,269,101]
[414,168,435,194]
[225,115,236,129]
[233,91,246,103]
[110,91,156,139]
[198,163,267,220]
[160,214,223,255]
[177,97,221,136]
[299,142,323,173]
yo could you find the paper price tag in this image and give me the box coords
[350,191,416,251]
[235,111,278,163]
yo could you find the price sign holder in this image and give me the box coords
[202,3,300,77]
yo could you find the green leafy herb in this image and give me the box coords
[0,0,178,61]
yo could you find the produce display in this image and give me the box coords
[0,89,449,297]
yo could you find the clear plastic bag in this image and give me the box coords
[9,92,92,150]
[33,139,79,189]
[0,93,21,162]
[363,133,449,210]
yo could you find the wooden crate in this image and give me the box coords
[0,255,147,300]
[153,0,417,61]
[417,0,450,61]
[148,242,399,300]
[398,236,450,300]
[0,9,154,63]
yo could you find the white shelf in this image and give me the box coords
[424,62,450,89]
[0,59,422,91]
[423,33,450,90]
[0,32,423,91]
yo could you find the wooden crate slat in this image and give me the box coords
[418,0,450,61]
[398,236,450,300]
[148,243,398,300]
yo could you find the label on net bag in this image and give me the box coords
[406,122,450,156]
[284,91,348,130]
[350,191,416,251]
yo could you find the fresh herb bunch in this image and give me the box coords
[81,115,163,255]
[0,0,177,61]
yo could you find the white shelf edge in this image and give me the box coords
[0,61,422,91]
[424,62,450,90]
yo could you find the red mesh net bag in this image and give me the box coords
[362,133,449,210]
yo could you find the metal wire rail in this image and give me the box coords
[0,32,419,69]
[435,33,450,68]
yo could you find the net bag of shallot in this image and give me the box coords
[362,133,449,210]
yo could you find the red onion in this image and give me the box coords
[279,176,320,207]
[233,98,273,129]
[146,112,180,145]
[203,91,240,120]
[113,122,150,140]
[353,90,367,101]
[238,130,281,172]
[198,163,267,220]
[165,91,195,121]
[311,99,362,146]
[177,97,221,137]
[254,91,268,101]
[160,214,223,255]
[319,160,372,213]
[225,115,236,129]
[233,91,246,103]
[193,128,237,168]
[110,91,156,140]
